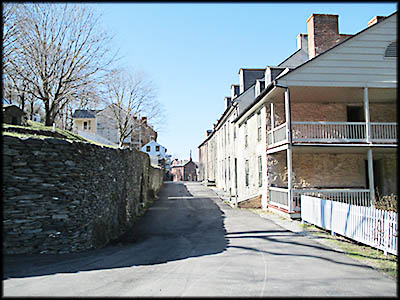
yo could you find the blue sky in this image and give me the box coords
[92,2,397,161]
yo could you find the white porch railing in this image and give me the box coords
[293,189,371,207]
[370,122,397,142]
[292,122,366,142]
[268,187,290,210]
[267,123,287,147]
[267,122,397,147]
[268,187,371,212]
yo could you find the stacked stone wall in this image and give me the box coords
[3,135,164,255]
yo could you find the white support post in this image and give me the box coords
[364,87,371,143]
[270,102,275,145]
[367,148,375,205]
[287,147,293,212]
[284,88,293,212]
[284,89,292,143]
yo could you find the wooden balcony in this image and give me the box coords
[267,122,397,148]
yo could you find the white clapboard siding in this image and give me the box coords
[334,47,387,55]
[303,66,394,75]
[277,13,397,88]
[301,195,398,255]
[308,59,395,69]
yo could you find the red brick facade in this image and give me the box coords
[171,159,198,182]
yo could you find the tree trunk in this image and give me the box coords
[44,100,53,126]
[19,94,25,112]
[30,99,34,120]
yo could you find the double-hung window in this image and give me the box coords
[257,111,261,142]
[244,122,248,147]
[258,156,262,187]
[245,159,249,187]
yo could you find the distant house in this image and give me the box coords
[171,158,198,182]
[72,104,157,148]
[32,114,41,123]
[132,116,158,150]
[141,140,167,167]
[3,105,26,126]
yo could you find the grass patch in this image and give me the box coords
[301,223,397,280]
[248,208,397,280]
[3,120,117,149]
[3,131,53,140]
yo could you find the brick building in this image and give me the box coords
[171,158,198,182]
[199,12,397,218]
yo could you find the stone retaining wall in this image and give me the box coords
[3,135,164,255]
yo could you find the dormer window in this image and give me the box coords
[384,42,397,58]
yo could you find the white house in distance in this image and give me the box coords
[141,140,168,167]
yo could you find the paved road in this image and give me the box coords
[3,182,397,296]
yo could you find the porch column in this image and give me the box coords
[270,102,275,145]
[364,87,371,143]
[284,88,292,143]
[284,88,293,212]
[287,147,293,212]
[367,148,375,205]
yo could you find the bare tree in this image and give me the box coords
[103,68,164,148]
[2,3,25,72]
[4,3,118,126]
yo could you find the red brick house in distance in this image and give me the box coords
[171,157,198,182]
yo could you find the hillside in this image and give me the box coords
[2,120,117,148]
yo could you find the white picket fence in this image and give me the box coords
[301,195,397,255]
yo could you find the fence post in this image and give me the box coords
[384,210,389,256]
[331,200,335,236]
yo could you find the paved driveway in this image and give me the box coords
[3,182,396,296]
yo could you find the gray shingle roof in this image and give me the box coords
[72,109,98,118]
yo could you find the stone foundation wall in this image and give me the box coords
[237,195,262,208]
[3,135,164,255]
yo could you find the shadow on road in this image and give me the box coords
[3,182,228,279]
[3,183,384,280]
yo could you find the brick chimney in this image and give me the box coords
[307,14,340,59]
[307,13,354,59]
[206,130,212,137]
[142,116,147,124]
[368,16,386,27]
